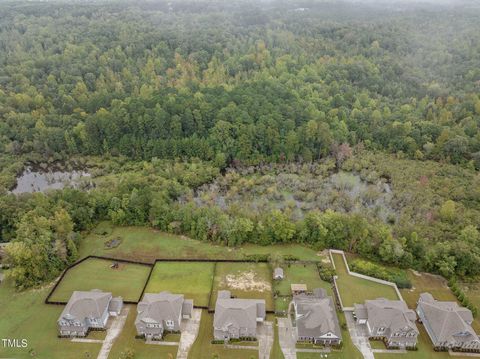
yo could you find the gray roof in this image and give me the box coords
[294,290,341,339]
[359,298,418,334]
[418,293,478,344]
[182,299,193,316]
[214,296,266,330]
[59,290,112,321]
[136,291,185,325]
[108,297,123,313]
[274,268,284,278]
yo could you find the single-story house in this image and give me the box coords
[354,298,418,348]
[274,267,284,280]
[292,288,342,346]
[291,283,307,295]
[213,290,266,341]
[58,289,123,337]
[135,291,193,340]
[417,292,480,352]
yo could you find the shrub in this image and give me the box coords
[349,259,412,288]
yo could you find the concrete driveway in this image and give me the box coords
[177,309,202,359]
[258,320,274,359]
[97,306,130,359]
[344,310,374,359]
[277,318,297,359]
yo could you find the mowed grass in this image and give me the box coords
[331,252,399,307]
[189,310,258,359]
[210,262,274,311]
[49,257,151,302]
[274,263,331,296]
[79,224,322,262]
[108,305,178,359]
[0,280,102,359]
[144,261,215,307]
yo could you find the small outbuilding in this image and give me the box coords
[291,283,307,295]
[273,267,284,280]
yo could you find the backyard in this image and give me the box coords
[331,252,399,307]
[144,261,215,307]
[48,257,152,303]
[209,262,274,311]
[274,263,332,296]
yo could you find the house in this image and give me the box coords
[135,291,193,340]
[417,292,480,352]
[213,290,266,341]
[292,288,342,346]
[274,267,284,280]
[57,289,123,337]
[354,298,418,349]
[291,283,307,295]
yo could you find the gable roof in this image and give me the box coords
[274,268,284,277]
[59,289,112,322]
[136,291,184,325]
[214,297,266,330]
[361,298,418,334]
[294,291,341,339]
[418,293,478,344]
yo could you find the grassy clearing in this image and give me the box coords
[79,225,322,262]
[274,263,331,296]
[49,257,151,303]
[108,305,178,359]
[331,252,399,307]
[210,262,274,311]
[144,261,215,307]
[0,280,102,359]
[189,310,259,359]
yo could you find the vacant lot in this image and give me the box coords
[49,257,151,303]
[331,252,399,307]
[144,261,215,307]
[189,310,259,359]
[274,263,331,296]
[108,304,178,359]
[0,280,102,359]
[79,224,322,262]
[210,262,274,311]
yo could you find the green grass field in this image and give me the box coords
[144,261,215,307]
[274,263,331,296]
[331,252,399,307]
[49,257,151,302]
[108,304,178,359]
[0,280,102,359]
[189,310,259,359]
[210,262,274,311]
[79,225,322,263]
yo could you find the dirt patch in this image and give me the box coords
[222,270,271,292]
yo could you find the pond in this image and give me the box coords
[11,167,92,194]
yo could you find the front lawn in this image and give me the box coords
[108,304,178,359]
[331,252,399,307]
[189,310,259,359]
[48,257,151,303]
[210,262,274,311]
[0,280,102,359]
[144,261,215,307]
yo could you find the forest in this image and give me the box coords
[0,0,480,289]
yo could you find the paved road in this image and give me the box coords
[97,306,130,359]
[277,318,297,359]
[258,321,274,359]
[344,310,374,359]
[177,309,202,359]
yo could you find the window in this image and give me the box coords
[166,320,174,327]
[378,327,385,334]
